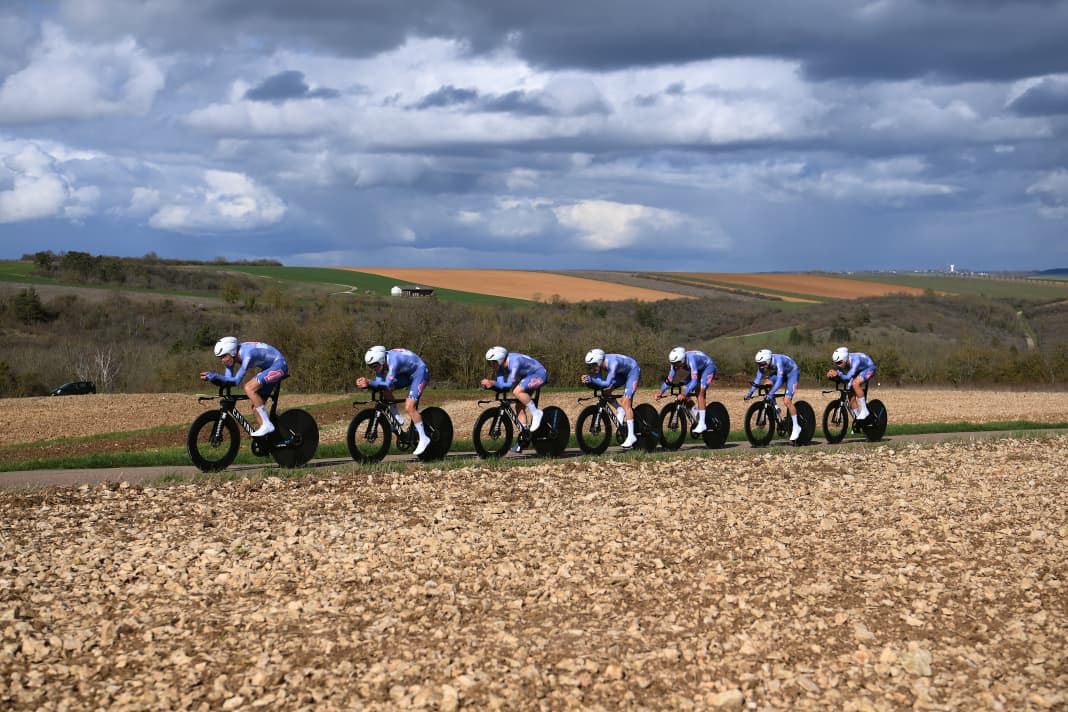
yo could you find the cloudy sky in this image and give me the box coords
[1,1,1066,272]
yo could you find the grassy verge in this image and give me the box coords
[2,421,1066,473]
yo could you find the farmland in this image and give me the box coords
[1,389,1065,710]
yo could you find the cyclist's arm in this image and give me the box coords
[659,365,677,393]
[216,357,250,385]
[495,364,518,389]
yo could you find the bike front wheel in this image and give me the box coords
[473,408,513,458]
[575,404,611,454]
[418,407,453,461]
[822,400,849,444]
[271,409,319,468]
[744,401,775,447]
[346,409,393,463]
[862,399,888,441]
[702,402,731,449]
[187,411,241,472]
[657,402,688,451]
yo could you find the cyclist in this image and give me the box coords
[356,346,432,456]
[581,349,640,448]
[480,346,546,438]
[200,336,288,437]
[655,346,717,434]
[827,346,876,420]
[744,348,802,441]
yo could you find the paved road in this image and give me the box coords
[3,428,1065,490]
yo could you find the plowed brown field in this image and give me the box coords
[675,273,928,300]
[347,268,687,302]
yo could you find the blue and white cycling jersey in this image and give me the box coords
[834,352,876,382]
[216,341,288,388]
[659,350,717,397]
[370,348,429,401]
[493,352,548,392]
[587,353,641,398]
[747,353,799,399]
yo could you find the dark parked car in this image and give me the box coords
[50,381,97,396]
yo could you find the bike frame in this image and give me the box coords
[661,382,698,429]
[750,385,790,435]
[200,384,281,442]
[577,388,625,431]
[352,388,415,446]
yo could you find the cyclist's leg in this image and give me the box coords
[854,370,873,417]
[784,375,801,439]
[249,365,286,433]
[517,373,546,430]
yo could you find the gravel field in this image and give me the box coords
[2,390,1066,710]
[3,386,1064,446]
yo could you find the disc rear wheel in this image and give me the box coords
[271,409,319,468]
[702,402,730,449]
[862,399,888,441]
[418,406,453,461]
[532,406,570,457]
[632,403,660,453]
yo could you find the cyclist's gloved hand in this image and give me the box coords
[204,370,219,381]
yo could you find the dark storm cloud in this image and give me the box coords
[413,85,479,109]
[244,70,339,102]
[412,85,608,116]
[1008,77,1068,116]
[75,1,1068,82]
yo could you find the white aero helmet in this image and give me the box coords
[486,346,508,364]
[214,336,239,358]
[832,346,849,365]
[668,346,686,364]
[755,348,772,365]
[365,345,388,367]
[585,348,606,366]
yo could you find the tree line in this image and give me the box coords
[2,276,1067,397]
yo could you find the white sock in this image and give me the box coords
[617,406,626,422]
[627,419,635,437]
[390,405,404,425]
[256,405,271,426]
[527,402,541,417]
[858,397,867,410]
[698,409,706,426]
[415,422,427,438]
[792,414,799,428]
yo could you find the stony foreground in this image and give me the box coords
[2,436,1066,710]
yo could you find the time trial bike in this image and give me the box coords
[472,388,570,458]
[187,380,319,472]
[574,387,660,454]
[657,381,731,450]
[345,387,453,463]
[821,379,888,443]
[743,384,816,447]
